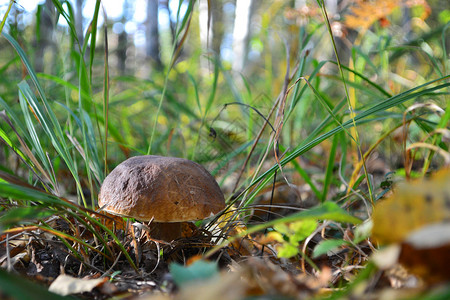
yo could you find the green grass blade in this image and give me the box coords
[0,181,137,270]
[188,72,201,115]
[17,89,56,186]
[290,158,322,200]
[3,32,92,204]
[51,0,80,48]
[287,60,328,117]
[0,268,69,300]
[0,96,32,144]
[148,0,197,154]
[250,77,450,192]
[322,133,338,202]
[0,182,77,209]
[36,73,91,101]
[0,0,13,34]
[17,80,75,168]
[103,23,110,176]
[0,114,33,166]
[87,0,101,81]
[204,56,220,116]
[207,201,361,257]
[0,206,56,229]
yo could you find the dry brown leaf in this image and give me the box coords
[97,211,127,231]
[344,0,431,30]
[371,168,450,245]
[372,169,450,285]
[345,0,399,29]
[48,274,108,296]
[398,223,450,284]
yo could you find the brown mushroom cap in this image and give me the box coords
[98,155,225,222]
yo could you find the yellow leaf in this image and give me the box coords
[344,0,431,30]
[371,168,450,245]
[267,231,284,243]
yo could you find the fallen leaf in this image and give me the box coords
[372,168,450,245]
[97,211,127,231]
[371,169,450,285]
[344,0,431,30]
[398,223,450,284]
[372,244,402,270]
[48,274,107,296]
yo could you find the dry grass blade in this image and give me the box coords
[347,123,403,194]
[406,143,450,166]
[2,225,111,260]
[402,102,446,178]
[270,42,295,191]
[66,132,101,183]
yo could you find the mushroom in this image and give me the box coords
[98,155,226,241]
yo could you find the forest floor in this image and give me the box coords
[2,166,449,300]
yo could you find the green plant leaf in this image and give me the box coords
[313,239,348,258]
[169,260,219,288]
[290,219,318,243]
[277,243,299,259]
[354,220,373,244]
[215,201,362,257]
[267,231,284,243]
[0,206,56,228]
[273,222,289,235]
[273,219,318,243]
[0,182,75,209]
[272,219,318,259]
[0,268,70,300]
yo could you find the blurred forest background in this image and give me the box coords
[1,0,448,198]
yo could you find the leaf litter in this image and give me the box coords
[1,170,449,299]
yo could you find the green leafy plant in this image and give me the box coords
[169,260,220,288]
[268,219,317,258]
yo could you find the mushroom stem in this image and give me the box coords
[150,222,184,241]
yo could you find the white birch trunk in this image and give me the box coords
[232,0,253,73]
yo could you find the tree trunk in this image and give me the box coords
[160,1,176,46]
[232,0,254,73]
[75,0,84,46]
[211,0,224,56]
[199,0,224,56]
[146,0,162,69]
[35,0,55,73]
[198,0,210,52]
[117,26,128,75]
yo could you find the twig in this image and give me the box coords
[6,234,12,272]
[101,252,122,278]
